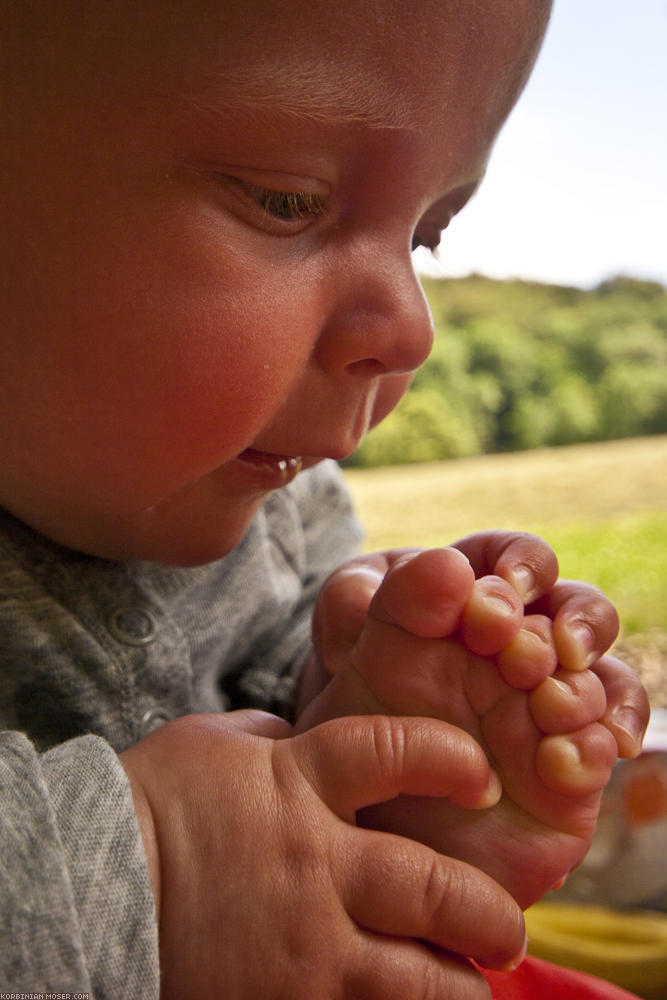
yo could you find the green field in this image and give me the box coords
[343,435,667,636]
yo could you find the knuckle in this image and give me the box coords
[370,714,407,780]
[421,853,458,932]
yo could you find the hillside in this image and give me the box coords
[345,274,667,468]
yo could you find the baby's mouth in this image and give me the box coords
[236,448,304,485]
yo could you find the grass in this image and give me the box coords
[343,435,667,636]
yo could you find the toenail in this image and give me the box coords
[483,593,516,618]
[548,734,582,768]
[507,565,537,604]
[547,676,573,701]
[566,624,597,669]
[609,706,644,758]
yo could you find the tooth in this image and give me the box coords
[279,456,303,484]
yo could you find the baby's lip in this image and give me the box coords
[236,448,304,486]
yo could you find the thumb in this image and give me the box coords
[285,714,501,821]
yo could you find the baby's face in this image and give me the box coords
[1,0,548,564]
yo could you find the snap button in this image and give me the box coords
[140,707,172,735]
[107,607,157,646]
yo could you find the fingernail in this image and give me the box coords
[506,565,536,604]
[479,769,503,808]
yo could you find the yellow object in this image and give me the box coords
[525,902,667,999]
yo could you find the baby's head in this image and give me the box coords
[1,0,550,565]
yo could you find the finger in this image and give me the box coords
[287,715,502,819]
[590,653,650,758]
[346,935,494,1000]
[345,829,526,972]
[452,530,559,604]
[460,576,524,655]
[368,547,475,638]
[535,579,620,670]
[529,666,607,733]
[497,614,558,688]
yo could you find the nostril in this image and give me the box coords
[346,358,387,377]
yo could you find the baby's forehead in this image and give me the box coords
[4,0,549,163]
[176,0,547,139]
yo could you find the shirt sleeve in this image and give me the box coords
[0,730,159,999]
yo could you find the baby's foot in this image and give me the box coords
[300,548,618,909]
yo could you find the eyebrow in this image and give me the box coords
[189,60,426,133]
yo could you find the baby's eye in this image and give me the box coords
[241,182,325,223]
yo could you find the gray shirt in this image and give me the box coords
[0,461,362,996]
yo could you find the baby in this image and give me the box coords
[0,1,648,998]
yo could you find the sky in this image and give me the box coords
[419,0,667,290]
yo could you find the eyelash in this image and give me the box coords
[243,183,326,223]
[411,232,442,256]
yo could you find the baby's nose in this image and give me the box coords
[315,247,434,379]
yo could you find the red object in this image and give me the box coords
[621,754,667,827]
[483,956,641,999]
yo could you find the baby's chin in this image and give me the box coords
[97,502,267,567]
[18,493,266,567]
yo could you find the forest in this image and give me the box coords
[345,274,667,468]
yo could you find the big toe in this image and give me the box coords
[369,547,476,638]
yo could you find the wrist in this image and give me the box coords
[119,748,162,921]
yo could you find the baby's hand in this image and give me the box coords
[121,711,526,999]
[297,532,649,908]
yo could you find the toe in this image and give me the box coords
[536,724,618,796]
[497,615,557,689]
[369,547,476,639]
[461,576,524,656]
[530,667,607,734]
